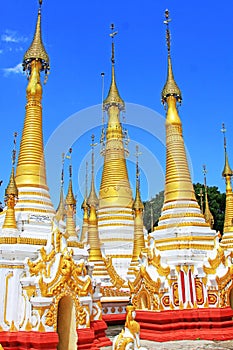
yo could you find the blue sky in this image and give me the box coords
[1,1,233,226]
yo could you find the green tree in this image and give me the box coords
[193,183,225,234]
[143,191,164,232]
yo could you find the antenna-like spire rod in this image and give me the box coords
[135,145,142,186]
[91,134,97,174]
[61,153,65,186]
[164,9,171,57]
[87,134,99,208]
[110,23,118,64]
[221,123,227,151]
[12,132,17,166]
[67,148,72,179]
[101,72,105,124]
[203,164,207,187]
[133,145,143,213]
[85,161,88,198]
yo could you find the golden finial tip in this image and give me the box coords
[66,179,76,205]
[23,0,49,72]
[103,24,124,109]
[161,9,182,104]
[221,123,233,177]
[5,168,18,197]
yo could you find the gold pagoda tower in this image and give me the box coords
[128,146,145,277]
[0,4,111,349]
[98,26,134,279]
[0,0,54,244]
[129,11,233,343]
[153,10,216,257]
[2,135,18,232]
[2,0,55,245]
[220,123,233,248]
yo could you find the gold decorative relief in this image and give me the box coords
[203,248,225,275]
[103,256,126,289]
[149,253,170,277]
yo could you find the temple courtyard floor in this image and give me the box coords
[101,340,233,349]
[100,325,233,349]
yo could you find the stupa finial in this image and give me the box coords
[162,9,182,104]
[221,123,233,177]
[103,23,125,110]
[23,0,49,75]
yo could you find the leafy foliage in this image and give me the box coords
[193,183,225,234]
[143,191,164,232]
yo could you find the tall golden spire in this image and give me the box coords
[80,161,89,242]
[220,124,233,246]
[16,0,50,189]
[203,165,214,229]
[98,24,134,280]
[160,9,197,207]
[88,199,103,262]
[131,146,145,264]
[65,150,77,239]
[99,24,132,208]
[55,154,66,222]
[87,135,99,208]
[87,136,102,262]
[3,133,18,230]
[155,9,212,248]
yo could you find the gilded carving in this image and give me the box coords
[162,295,170,307]
[219,288,227,307]
[4,272,13,327]
[45,305,55,327]
[203,248,225,275]
[37,249,93,298]
[27,246,55,278]
[208,293,217,305]
[195,279,204,305]
[101,287,130,298]
[78,306,87,326]
[149,253,170,277]
[173,283,179,306]
[104,256,126,289]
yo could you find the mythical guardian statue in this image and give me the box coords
[112,303,147,350]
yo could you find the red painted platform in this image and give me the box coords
[0,320,111,349]
[136,307,233,342]
[77,320,112,349]
[103,313,126,324]
[0,331,58,350]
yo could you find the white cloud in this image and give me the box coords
[3,63,23,77]
[1,30,27,43]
